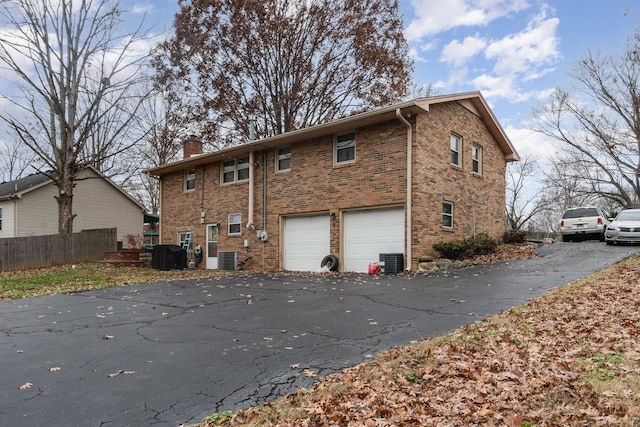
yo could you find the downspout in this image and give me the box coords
[247,118,256,231]
[247,150,255,230]
[263,151,267,271]
[396,108,412,271]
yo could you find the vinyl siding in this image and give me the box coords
[14,168,143,242]
[0,200,15,238]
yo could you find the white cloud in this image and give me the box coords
[405,0,529,40]
[485,11,560,75]
[440,35,487,67]
[130,3,154,15]
[505,125,559,161]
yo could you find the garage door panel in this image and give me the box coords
[283,215,330,271]
[344,208,404,273]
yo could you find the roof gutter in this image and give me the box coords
[396,108,412,272]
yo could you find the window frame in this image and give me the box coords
[442,201,454,228]
[228,213,242,235]
[334,132,356,165]
[276,146,291,172]
[178,231,193,258]
[472,143,483,175]
[184,169,196,191]
[221,157,250,184]
[450,133,462,167]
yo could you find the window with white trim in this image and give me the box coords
[450,133,462,167]
[221,157,250,184]
[184,169,196,191]
[178,231,193,257]
[442,201,454,228]
[472,144,483,174]
[276,147,291,172]
[228,213,242,235]
[334,132,355,164]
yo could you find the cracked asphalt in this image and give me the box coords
[1,242,639,426]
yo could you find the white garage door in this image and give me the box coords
[344,208,405,272]
[283,215,330,271]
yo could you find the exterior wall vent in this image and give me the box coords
[218,251,238,271]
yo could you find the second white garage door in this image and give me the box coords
[343,208,405,272]
[283,215,330,271]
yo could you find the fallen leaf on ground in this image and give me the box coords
[19,382,32,390]
[107,370,135,378]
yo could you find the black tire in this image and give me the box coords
[606,240,613,245]
[320,255,339,272]
[562,235,570,242]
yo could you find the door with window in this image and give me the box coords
[206,224,218,269]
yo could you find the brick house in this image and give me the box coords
[146,92,519,272]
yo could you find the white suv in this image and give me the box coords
[560,207,609,242]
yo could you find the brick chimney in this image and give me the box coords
[183,136,203,158]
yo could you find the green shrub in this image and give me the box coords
[432,233,498,260]
[501,229,528,244]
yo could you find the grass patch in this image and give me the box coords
[0,263,223,300]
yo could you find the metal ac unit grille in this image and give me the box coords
[218,251,238,271]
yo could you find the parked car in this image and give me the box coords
[559,207,609,242]
[604,208,640,245]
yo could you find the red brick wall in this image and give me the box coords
[159,100,508,271]
[411,101,507,266]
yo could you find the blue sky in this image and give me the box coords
[131,0,639,160]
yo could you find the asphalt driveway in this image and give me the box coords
[1,242,638,426]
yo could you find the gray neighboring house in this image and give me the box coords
[0,166,145,245]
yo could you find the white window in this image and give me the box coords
[442,201,453,228]
[276,147,291,172]
[237,157,249,181]
[178,231,193,257]
[228,213,242,235]
[335,132,355,164]
[221,157,250,184]
[184,169,196,191]
[450,133,462,167]
[472,144,482,174]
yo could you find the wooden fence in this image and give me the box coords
[0,228,117,272]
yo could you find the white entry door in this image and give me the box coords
[206,224,218,269]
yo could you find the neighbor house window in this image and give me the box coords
[472,144,483,174]
[276,147,291,172]
[450,133,462,167]
[442,201,454,228]
[184,169,196,191]
[221,157,250,184]
[335,132,355,164]
[228,213,242,235]
[0,207,2,230]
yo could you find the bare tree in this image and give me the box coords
[505,154,549,230]
[532,28,640,209]
[0,0,153,234]
[154,0,412,141]
[127,89,188,213]
[0,133,39,181]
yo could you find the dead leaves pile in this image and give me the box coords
[202,253,640,427]
[469,243,540,265]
